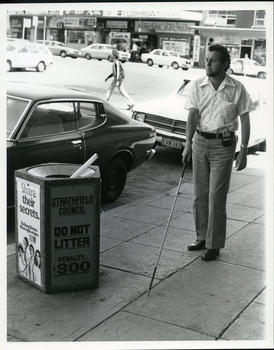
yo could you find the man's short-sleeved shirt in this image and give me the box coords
[184,74,255,133]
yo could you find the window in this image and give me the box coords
[254,10,265,27]
[22,102,75,138]
[37,45,48,54]
[77,102,98,128]
[154,51,161,55]
[67,30,85,44]
[29,44,39,53]
[21,101,98,138]
[18,45,28,53]
[7,44,16,51]
[7,97,29,138]
[207,10,236,26]
[162,51,168,56]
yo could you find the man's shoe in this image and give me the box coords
[187,240,206,251]
[201,249,220,261]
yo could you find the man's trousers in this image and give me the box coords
[105,79,134,108]
[192,132,237,249]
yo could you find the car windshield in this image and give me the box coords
[7,97,29,138]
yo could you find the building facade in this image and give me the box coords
[192,10,266,66]
[7,9,266,66]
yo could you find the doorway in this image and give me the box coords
[240,46,252,59]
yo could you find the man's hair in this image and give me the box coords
[208,44,231,71]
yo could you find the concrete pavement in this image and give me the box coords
[6,161,273,348]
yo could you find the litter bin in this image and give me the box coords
[15,163,100,293]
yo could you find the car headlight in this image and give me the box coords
[133,112,145,123]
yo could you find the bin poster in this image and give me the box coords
[50,184,96,287]
[16,178,42,287]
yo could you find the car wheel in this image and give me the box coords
[36,62,45,72]
[85,54,91,60]
[227,68,234,75]
[121,60,126,64]
[6,60,11,72]
[98,58,102,61]
[147,59,153,67]
[171,62,179,70]
[182,67,188,71]
[60,51,67,58]
[101,158,127,203]
[257,72,266,79]
[158,65,163,68]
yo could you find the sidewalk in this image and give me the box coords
[7,164,272,348]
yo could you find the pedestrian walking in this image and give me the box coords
[105,49,134,110]
[131,42,138,62]
[182,44,255,261]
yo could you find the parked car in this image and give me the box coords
[141,49,194,70]
[6,82,156,208]
[36,40,80,58]
[80,43,131,63]
[6,41,53,72]
[131,74,267,153]
[227,58,267,79]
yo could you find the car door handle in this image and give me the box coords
[71,140,82,146]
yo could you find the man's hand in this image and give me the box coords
[235,147,248,171]
[182,143,192,164]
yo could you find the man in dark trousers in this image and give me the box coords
[105,49,134,110]
[182,44,255,261]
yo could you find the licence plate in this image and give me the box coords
[162,138,182,149]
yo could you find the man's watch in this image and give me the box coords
[241,144,248,149]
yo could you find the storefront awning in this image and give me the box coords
[190,25,266,39]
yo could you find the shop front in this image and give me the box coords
[191,25,266,66]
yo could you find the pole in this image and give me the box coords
[148,161,188,296]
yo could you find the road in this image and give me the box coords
[6,56,268,242]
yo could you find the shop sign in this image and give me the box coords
[16,178,42,287]
[103,10,182,18]
[50,184,96,287]
[49,16,97,28]
[11,19,22,28]
[214,36,241,46]
[106,21,128,29]
[64,10,103,16]
[109,32,131,39]
[193,35,200,62]
[135,21,195,34]
[162,38,190,56]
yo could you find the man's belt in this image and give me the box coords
[196,129,235,139]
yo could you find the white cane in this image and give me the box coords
[148,161,188,296]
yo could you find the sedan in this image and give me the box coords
[36,40,80,58]
[228,58,267,79]
[80,43,130,62]
[131,74,267,153]
[6,42,53,72]
[141,49,194,70]
[7,82,156,208]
